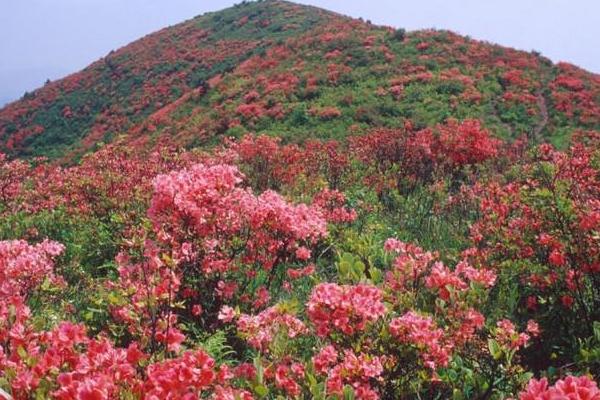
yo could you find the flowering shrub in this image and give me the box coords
[434,118,500,169]
[0,239,64,297]
[469,142,600,369]
[227,134,302,191]
[107,162,329,354]
[0,238,257,399]
[519,375,600,400]
[348,119,499,194]
[0,154,30,214]
[148,163,327,270]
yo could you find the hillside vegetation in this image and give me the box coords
[0,1,599,399]
[1,0,599,160]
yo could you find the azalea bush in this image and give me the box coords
[469,141,600,372]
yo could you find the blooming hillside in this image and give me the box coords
[0,1,600,399]
[1,0,599,160]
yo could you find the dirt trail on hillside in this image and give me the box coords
[532,89,549,141]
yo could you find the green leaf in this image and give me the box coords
[107,292,121,305]
[453,388,464,400]
[17,346,28,360]
[254,385,269,398]
[343,385,356,400]
[306,372,317,387]
[447,369,458,382]
[593,321,600,342]
[369,267,382,283]
[488,339,502,360]
[353,259,365,273]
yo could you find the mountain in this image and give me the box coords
[1,0,599,161]
[2,2,600,398]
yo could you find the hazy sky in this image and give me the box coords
[1,0,599,107]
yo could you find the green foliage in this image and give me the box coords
[391,28,406,42]
[200,330,237,364]
[0,208,120,278]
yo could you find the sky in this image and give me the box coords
[1,0,599,107]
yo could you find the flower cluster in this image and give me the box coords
[313,346,383,400]
[53,338,143,400]
[425,260,496,300]
[434,118,500,168]
[149,163,327,273]
[424,262,468,300]
[144,350,217,398]
[384,238,435,291]
[519,375,600,400]
[312,188,357,224]
[271,361,304,397]
[0,239,64,298]
[236,306,307,352]
[307,283,386,337]
[389,311,452,369]
[494,319,540,351]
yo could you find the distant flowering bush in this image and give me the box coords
[348,118,499,194]
[312,188,357,224]
[0,239,64,297]
[0,153,31,214]
[434,118,500,168]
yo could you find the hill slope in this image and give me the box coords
[0,0,338,158]
[0,0,599,161]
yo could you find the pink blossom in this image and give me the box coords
[307,283,386,337]
[425,262,467,300]
[218,306,236,323]
[389,311,452,369]
[312,345,338,374]
[295,246,311,261]
[519,375,600,400]
[237,306,306,352]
